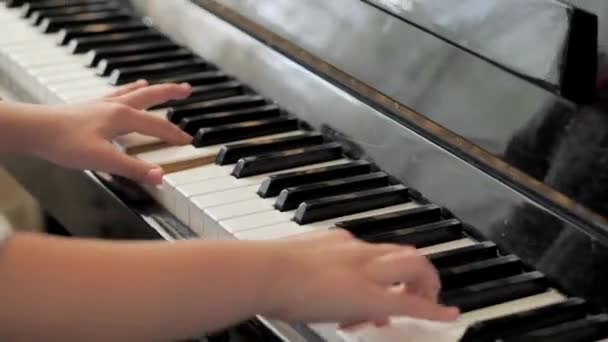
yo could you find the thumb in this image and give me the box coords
[93,143,164,184]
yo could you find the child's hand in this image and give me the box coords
[263,230,459,326]
[35,81,192,184]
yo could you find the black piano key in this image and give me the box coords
[169,95,267,124]
[216,131,323,165]
[504,315,608,342]
[363,219,463,247]
[275,172,390,211]
[439,255,522,290]
[69,30,165,54]
[232,142,343,178]
[428,241,499,268]
[86,41,180,67]
[22,0,111,17]
[193,117,300,148]
[109,59,212,85]
[6,0,37,7]
[30,3,121,25]
[150,70,231,87]
[180,105,282,136]
[440,272,549,313]
[294,185,411,225]
[110,58,213,85]
[6,0,25,7]
[39,11,132,33]
[96,49,193,76]
[335,204,442,236]
[258,161,372,198]
[461,298,589,342]
[152,81,245,110]
[25,1,114,17]
[57,21,147,45]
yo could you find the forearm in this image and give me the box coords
[0,101,53,155]
[0,233,280,341]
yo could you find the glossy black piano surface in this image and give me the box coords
[4,0,608,341]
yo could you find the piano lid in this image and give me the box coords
[365,0,598,105]
[205,0,582,157]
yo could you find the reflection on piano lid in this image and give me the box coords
[3,0,608,341]
[364,0,598,105]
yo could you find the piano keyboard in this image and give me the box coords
[2,1,608,341]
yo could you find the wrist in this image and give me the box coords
[4,102,59,157]
[254,241,299,319]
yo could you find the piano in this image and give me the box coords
[2,0,608,341]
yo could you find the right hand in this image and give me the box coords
[263,230,459,326]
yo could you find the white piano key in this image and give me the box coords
[455,290,565,327]
[339,317,465,342]
[136,145,221,171]
[232,202,420,241]
[175,176,256,220]
[418,238,477,255]
[17,56,80,69]
[114,134,163,154]
[6,43,68,56]
[50,78,112,92]
[0,32,58,48]
[164,164,233,186]
[211,209,295,238]
[162,165,234,212]
[339,290,566,342]
[23,56,93,72]
[59,89,111,102]
[188,185,260,236]
[206,197,277,223]
[8,50,69,64]
[1,37,54,50]
[37,70,100,85]
[26,58,93,73]
[0,35,42,46]
[153,143,337,211]
[176,160,350,224]
[138,131,310,174]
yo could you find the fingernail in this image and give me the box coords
[136,79,149,86]
[181,132,193,143]
[443,307,460,320]
[180,82,192,89]
[145,167,164,185]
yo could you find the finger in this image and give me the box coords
[367,251,441,300]
[105,80,149,98]
[316,229,355,243]
[115,83,192,110]
[91,143,164,184]
[285,228,355,243]
[116,109,192,145]
[358,243,412,261]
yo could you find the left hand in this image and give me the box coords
[33,81,193,184]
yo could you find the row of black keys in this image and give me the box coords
[214,133,608,341]
[6,1,608,341]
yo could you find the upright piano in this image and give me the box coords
[2,0,608,341]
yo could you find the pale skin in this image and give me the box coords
[0,81,459,341]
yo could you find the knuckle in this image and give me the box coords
[331,228,355,240]
[107,102,131,118]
